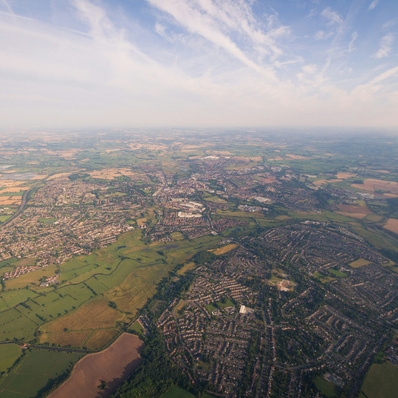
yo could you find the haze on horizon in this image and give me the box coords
[0,0,397,131]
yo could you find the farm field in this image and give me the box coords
[49,333,143,398]
[0,230,222,349]
[0,344,23,373]
[0,349,84,398]
[359,362,398,398]
[349,258,372,268]
[351,179,398,194]
[161,386,196,398]
[383,218,398,234]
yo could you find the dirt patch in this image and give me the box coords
[49,333,143,398]
[313,179,341,186]
[286,154,308,159]
[337,205,372,214]
[352,179,398,194]
[383,219,398,235]
[336,172,357,179]
[336,212,368,220]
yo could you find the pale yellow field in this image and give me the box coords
[0,187,29,192]
[47,172,72,180]
[349,258,372,268]
[40,330,91,348]
[177,262,196,275]
[41,300,125,334]
[0,180,26,187]
[5,265,57,290]
[210,244,238,255]
[89,168,145,180]
[286,154,308,159]
[0,197,21,205]
[336,172,357,179]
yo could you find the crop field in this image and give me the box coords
[0,344,23,372]
[0,349,84,398]
[0,230,224,349]
[351,179,398,194]
[161,386,196,398]
[359,362,398,398]
[383,218,398,234]
[39,300,125,349]
[4,264,57,290]
[349,259,372,268]
[210,244,238,255]
[177,262,196,275]
[49,333,143,398]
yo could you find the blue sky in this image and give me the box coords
[0,0,397,130]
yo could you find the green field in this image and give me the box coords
[161,386,196,398]
[0,348,84,398]
[314,376,337,397]
[0,344,23,373]
[0,230,222,348]
[359,362,398,398]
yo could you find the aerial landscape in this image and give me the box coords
[0,1,397,398]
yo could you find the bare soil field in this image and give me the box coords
[0,186,29,192]
[336,212,368,220]
[286,154,308,159]
[30,174,48,180]
[351,179,398,194]
[88,168,148,181]
[383,218,398,235]
[313,179,340,186]
[337,205,372,214]
[336,172,357,179]
[49,333,143,398]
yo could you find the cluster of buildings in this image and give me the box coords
[155,223,394,397]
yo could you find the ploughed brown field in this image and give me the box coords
[351,179,398,194]
[49,333,143,398]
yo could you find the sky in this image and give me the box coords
[0,0,397,130]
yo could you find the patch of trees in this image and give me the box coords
[112,327,198,398]
[192,250,216,265]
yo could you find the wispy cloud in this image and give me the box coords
[146,0,289,80]
[368,0,379,11]
[322,7,344,28]
[0,0,13,13]
[348,31,358,52]
[373,33,394,59]
[0,0,397,130]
